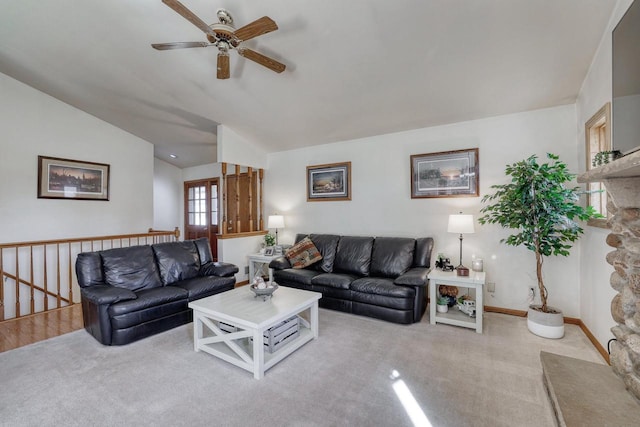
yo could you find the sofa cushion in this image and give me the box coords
[394,268,429,286]
[273,268,320,286]
[333,236,374,276]
[285,237,322,269]
[101,246,163,291]
[309,234,341,272]
[171,276,235,300]
[350,277,416,299]
[109,287,189,330]
[311,273,356,290]
[108,286,189,317]
[76,252,104,288]
[152,241,201,285]
[194,237,213,264]
[369,237,415,278]
[414,237,434,268]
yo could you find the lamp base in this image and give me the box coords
[456,266,470,277]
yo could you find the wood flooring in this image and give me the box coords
[0,304,83,353]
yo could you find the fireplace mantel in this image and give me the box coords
[578,150,640,208]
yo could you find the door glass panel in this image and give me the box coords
[210,184,218,226]
[187,185,207,226]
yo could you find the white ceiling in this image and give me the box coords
[0,0,617,168]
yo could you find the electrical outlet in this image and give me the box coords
[244,266,249,274]
[487,282,495,293]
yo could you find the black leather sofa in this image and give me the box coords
[270,234,433,324]
[75,238,238,345]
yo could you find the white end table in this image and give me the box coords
[247,253,279,283]
[428,269,486,333]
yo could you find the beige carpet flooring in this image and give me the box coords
[0,309,604,427]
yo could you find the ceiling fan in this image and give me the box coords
[152,0,286,79]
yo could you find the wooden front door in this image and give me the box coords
[184,179,219,261]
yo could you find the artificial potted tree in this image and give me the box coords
[478,153,600,338]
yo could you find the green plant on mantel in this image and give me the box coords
[478,153,601,313]
[264,233,276,247]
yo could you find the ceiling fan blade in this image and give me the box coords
[238,48,286,73]
[233,16,278,42]
[217,53,230,79]
[152,42,209,50]
[162,0,215,36]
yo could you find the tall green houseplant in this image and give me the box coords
[478,153,599,314]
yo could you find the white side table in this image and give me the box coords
[247,253,280,283]
[428,269,486,333]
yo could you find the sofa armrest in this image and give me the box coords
[200,261,239,277]
[80,285,137,305]
[394,268,430,287]
[269,256,291,270]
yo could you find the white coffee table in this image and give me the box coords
[188,286,322,379]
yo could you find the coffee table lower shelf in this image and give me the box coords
[195,323,315,377]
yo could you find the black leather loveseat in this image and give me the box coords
[270,234,433,324]
[75,238,238,345]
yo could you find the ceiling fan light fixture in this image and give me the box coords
[216,9,233,25]
[154,2,286,79]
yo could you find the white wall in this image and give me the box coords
[266,105,585,316]
[217,125,267,169]
[153,158,182,232]
[0,72,154,242]
[575,0,634,350]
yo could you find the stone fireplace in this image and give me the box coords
[578,149,640,401]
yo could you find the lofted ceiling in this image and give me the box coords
[0,0,617,168]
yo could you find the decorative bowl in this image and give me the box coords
[250,282,278,301]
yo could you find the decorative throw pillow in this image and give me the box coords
[285,237,322,269]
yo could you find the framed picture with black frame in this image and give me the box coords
[38,155,110,201]
[410,148,479,198]
[307,161,351,201]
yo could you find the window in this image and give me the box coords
[188,185,207,226]
[585,102,611,228]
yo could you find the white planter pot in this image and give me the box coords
[436,304,448,313]
[527,305,564,339]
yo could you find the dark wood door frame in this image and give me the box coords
[184,178,220,261]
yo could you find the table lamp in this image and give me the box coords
[267,214,285,246]
[447,212,475,274]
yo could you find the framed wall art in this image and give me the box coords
[410,148,479,198]
[307,161,351,201]
[38,155,110,201]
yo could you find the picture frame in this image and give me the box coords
[38,155,110,201]
[264,247,275,256]
[410,148,479,198]
[307,161,351,201]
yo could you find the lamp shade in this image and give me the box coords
[447,214,475,234]
[267,215,285,229]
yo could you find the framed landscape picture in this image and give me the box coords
[38,155,110,200]
[307,161,351,201]
[410,148,479,198]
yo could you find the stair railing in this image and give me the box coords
[0,227,180,322]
